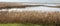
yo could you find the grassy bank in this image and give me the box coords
[0,23,42,26]
[0,23,54,26]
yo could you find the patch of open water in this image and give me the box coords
[0,6,60,12]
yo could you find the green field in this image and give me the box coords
[0,23,42,26]
[0,23,54,26]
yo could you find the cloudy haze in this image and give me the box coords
[0,0,60,3]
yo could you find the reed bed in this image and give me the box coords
[0,11,60,25]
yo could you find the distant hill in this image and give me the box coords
[0,2,41,9]
[0,2,28,9]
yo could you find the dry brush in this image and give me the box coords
[0,11,60,25]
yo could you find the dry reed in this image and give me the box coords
[0,11,60,25]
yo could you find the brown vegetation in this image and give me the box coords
[0,11,60,25]
[0,2,41,9]
[0,2,28,9]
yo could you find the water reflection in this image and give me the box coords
[0,6,60,12]
[8,6,60,12]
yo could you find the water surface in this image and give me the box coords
[0,6,60,12]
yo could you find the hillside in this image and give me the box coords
[0,2,28,9]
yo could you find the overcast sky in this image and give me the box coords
[0,0,60,3]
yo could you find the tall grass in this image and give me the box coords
[0,11,60,25]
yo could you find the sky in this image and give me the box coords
[0,0,60,3]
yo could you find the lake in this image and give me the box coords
[0,6,60,12]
